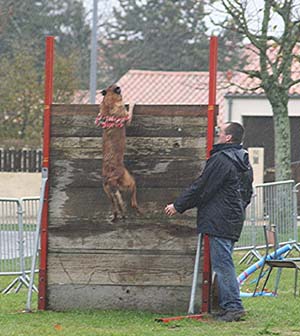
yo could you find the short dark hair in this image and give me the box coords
[225,122,245,144]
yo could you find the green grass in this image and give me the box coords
[1,252,300,336]
[0,256,37,274]
[0,224,36,232]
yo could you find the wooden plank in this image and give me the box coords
[127,114,208,137]
[48,213,197,251]
[49,158,203,188]
[47,252,198,286]
[52,114,207,128]
[46,219,197,247]
[51,104,213,117]
[133,104,209,116]
[51,114,208,138]
[48,229,198,252]
[126,122,206,138]
[52,104,99,116]
[14,149,22,172]
[50,147,205,161]
[51,136,205,149]
[50,136,206,160]
[51,115,101,138]
[47,284,202,313]
[48,185,196,216]
[47,186,198,251]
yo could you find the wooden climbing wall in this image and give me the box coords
[46,104,210,313]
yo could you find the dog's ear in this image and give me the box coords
[102,90,107,96]
[114,86,121,95]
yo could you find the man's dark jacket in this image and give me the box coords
[174,143,253,241]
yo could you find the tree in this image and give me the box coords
[0,43,79,145]
[99,0,244,86]
[0,0,87,146]
[0,47,42,142]
[0,0,91,88]
[218,0,300,180]
[54,52,81,104]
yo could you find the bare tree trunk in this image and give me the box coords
[268,93,291,181]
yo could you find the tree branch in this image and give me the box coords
[241,69,262,79]
[228,81,262,93]
[287,77,300,89]
[221,0,261,49]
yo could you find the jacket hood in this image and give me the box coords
[211,143,250,172]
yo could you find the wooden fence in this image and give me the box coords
[46,104,210,313]
[0,148,42,172]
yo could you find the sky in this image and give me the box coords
[82,0,285,37]
[205,0,285,37]
[82,0,117,18]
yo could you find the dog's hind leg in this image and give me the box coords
[129,182,138,210]
[122,170,142,214]
[114,190,126,219]
[103,182,120,221]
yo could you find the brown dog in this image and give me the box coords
[95,84,139,221]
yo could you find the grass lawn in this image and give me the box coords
[1,252,300,336]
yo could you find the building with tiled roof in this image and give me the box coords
[75,70,235,123]
[223,45,300,178]
[75,70,230,109]
[75,44,300,124]
[73,44,300,180]
[117,70,228,106]
[223,44,300,124]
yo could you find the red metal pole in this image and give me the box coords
[206,36,218,159]
[202,36,218,314]
[38,36,54,310]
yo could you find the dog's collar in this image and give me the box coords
[95,114,129,129]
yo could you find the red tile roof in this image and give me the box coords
[226,44,300,95]
[74,44,300,119]
[75,70,231,114]
[118,70,229,105]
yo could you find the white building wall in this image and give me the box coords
[224,97,300,123]
[0,173,41,198]
[248,148,264,186]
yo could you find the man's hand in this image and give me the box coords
[164,203,177,217]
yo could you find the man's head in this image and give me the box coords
[217,122,244,144]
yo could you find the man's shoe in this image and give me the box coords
[215,310,246,322]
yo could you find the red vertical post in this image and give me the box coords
[38,36,54,310]
[202,36,218,314]
[206,36,218,158]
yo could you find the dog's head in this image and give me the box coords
[95,84,128,127]
[96,84,129,127]
[102,84,121,97]
[100,84,124,116]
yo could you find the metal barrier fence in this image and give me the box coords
[0,197,39,293]
[236,180,298,250]
[0,181,298,292]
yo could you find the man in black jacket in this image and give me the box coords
[165,122,253,322]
